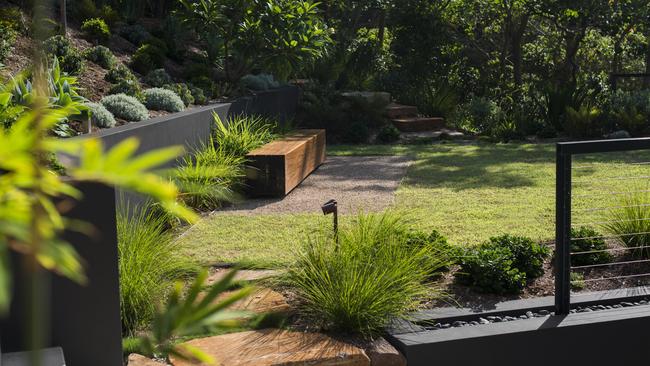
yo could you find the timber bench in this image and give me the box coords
[245,129,326,197]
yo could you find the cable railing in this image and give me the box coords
[555,137,650,315]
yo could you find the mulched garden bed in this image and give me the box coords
[428,240,650,310]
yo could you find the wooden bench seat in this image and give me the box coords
[245,129,326,197]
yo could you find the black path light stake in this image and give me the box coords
[321,199,339,245]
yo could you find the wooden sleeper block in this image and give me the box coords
[245,129,326,197]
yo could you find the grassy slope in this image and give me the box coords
[177,142,650,268]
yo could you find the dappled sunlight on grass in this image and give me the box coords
[179,142,650,267]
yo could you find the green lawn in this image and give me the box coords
[177,141,650,268]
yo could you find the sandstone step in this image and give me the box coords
[207,288,292,315]
[169,329,370,366]
[391,117,445,132]
[386,103,419,119]
[127,354,168,366]
[206,269,279,285]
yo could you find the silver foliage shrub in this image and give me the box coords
[100,93,149,122]
[87,102,116,128]
[143,88,185,112]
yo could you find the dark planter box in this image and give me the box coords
[389,291,650,366]
[0,183,122,366]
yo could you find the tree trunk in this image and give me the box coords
[59,0,67,36]
[643,30,650,89]
[511,14,529,86]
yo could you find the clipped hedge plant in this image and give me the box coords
[101,93,149,122]
[84,45,116,69]
[105,64,137,84]
[143,88,185,112]
[81,18,111,44]
[87,102,116,128]
[457,234,550,294]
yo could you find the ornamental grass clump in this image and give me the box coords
[285,212,448,337]
[117,202,199,336]
[603,190,650,258]
[101,93,149,122]
[172,140,244,210]
[143,88,185,112]
[213,114,275,157]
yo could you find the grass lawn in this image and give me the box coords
[177,141,650,268]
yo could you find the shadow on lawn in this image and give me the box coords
[403,143,556,191]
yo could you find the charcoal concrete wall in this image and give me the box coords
[1,183,122,366]
[389,305,650,366]
[228,85,300,123]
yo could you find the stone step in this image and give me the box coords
[386,103,419,119]
[170,329,371,366]
[391,117,445,132]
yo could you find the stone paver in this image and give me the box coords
[170,329,370,366]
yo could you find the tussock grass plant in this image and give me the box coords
[603,189,650,258]
[117,202,199,335]
[213,113,275,157]
[172,140,244,210]
[285,212,448,337]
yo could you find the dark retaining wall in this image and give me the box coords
[228,86,300,123]
[1,183,122,366]
[389,304,650,366]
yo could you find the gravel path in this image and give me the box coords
[216,155,413,215]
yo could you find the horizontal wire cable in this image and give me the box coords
[573,189,650,198]
[572,217,650,227]
[571,231,650,241]
[573,175,650,184]
[581,273,650,283]
[571,245,650,256]
[573,203,650,213]
[573,161,650,170]
[572,259,650,270]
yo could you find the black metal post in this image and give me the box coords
[555,146,572,315]
[321,199,339,244]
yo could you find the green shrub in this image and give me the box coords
[457,234,549,294]
[603,190,650,259]
[86,102,116,128]
[570,226,612,266]
[404,229,459,273]
[119,24,151,46]
[172,141,245,210]
[0,22,17,64]
[99,5,120,26]
[143,88,184,112]
[0,6,26,33]
[163,83,193,106]
[143,69,172,87]
[376,125,400,143]
[105,64,136,84]
[570,272,585,291]
[108,79,144,101]
[190,85,208,105]
[101,93,149,122]
[343,121,370,143]
[69,0,98,22]
[612,106,647,136]
[81,18,111,44]
[451,96,503,135]
[43,35,85,75]
[213,114,275,157]
[240,73,280,91]
[285,211,448,337]
[130,44,166,75]
[117,202,198,335]
[564,105,602,138]
[84,45,116,69]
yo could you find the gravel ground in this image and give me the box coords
[217,155,413,215]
